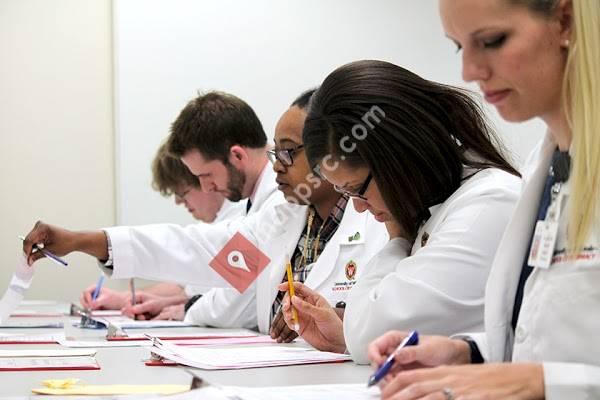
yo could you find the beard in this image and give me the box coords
[225,162,246,202]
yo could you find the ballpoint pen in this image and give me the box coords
[91,275,105,303]
[129,278,135,305]
[18,235,68,267]
[367,330,419,387]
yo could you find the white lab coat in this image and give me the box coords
[100,163,283,289]
[100,162,388,333]
[186,200,389,333]
[345,168,521,364]
[468,134,600,399]
[184,199,246,297]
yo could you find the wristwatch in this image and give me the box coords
[461,337,484,364]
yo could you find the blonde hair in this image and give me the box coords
[151,142,199,196]
[564,0,600,252]
[512,0,600,252]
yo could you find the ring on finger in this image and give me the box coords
[442,388,455,400]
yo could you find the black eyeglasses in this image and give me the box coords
[267,145,304,167]
[333,173,372,200]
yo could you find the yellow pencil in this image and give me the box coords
[285,258,300,331]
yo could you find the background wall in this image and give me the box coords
[0,0,546,302]
[0,0,123,302]
[114,0,546,227]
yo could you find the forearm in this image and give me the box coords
[75,230,109,260]
[143,282,185,297]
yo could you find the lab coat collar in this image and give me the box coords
[303,201,370,290]
[247,163,277,215]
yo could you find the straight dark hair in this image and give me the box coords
[304,60,519,240]
[168,91,267,162]
[291,88,317,110]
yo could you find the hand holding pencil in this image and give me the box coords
[284,259,300,331]
[277,281,347,354]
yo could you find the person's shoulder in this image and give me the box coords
[459,167,521,199]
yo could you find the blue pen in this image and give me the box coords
[18,236,68,267]
[367,330,419,387]
[92,275,105,303]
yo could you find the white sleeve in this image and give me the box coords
[344,179,518,364]
[100,215,258,290]
[184,286,259,330]
[543,362,600,399]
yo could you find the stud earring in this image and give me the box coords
[562,39,571,48]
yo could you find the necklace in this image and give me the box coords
[299,208,327,268]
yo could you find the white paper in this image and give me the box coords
[0,332,65,343]
[59,339,152,348]
[0,256,34,324]
[237,384,380,400]
[151,342,352,370]
[0,320,63,328]
[161,384,379,400]
[83,316,194,329]
[0,348,96,357]
[122,329,258,340]
[0,355,98,370]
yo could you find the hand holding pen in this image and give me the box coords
[21,221,110,266]
[19,235,68,267]
[367,330,419,387]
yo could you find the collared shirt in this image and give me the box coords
[270,194,349,322]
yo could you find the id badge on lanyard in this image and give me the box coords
[528,182,565,269]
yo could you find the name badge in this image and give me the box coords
[528,185,565,269]
[528,220,559,269]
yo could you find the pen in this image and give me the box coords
[285,255,300,331]
[18,235,68,267]
[129,278,136,307]
[91,275,105,303]
[367,330,419,387]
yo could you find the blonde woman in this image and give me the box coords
[368,1,600,399]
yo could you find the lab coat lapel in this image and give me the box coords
[304,203,366,290]
[255,203,307,333]
[485,134,556,361]
[248,165,278,215]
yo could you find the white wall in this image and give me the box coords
[0,0,119,302]
[114,0,545,227]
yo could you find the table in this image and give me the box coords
[0,306,371,397]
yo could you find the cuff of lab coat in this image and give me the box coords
[543,362,600,400]
[100,226,137,279]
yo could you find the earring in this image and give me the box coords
[562,39,571,48]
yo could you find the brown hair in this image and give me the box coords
[167,91,267,162]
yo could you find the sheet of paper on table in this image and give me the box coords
[149,341,352,370]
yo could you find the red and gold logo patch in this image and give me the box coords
[345,260,357,281]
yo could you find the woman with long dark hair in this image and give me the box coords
[279,59,521,363]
